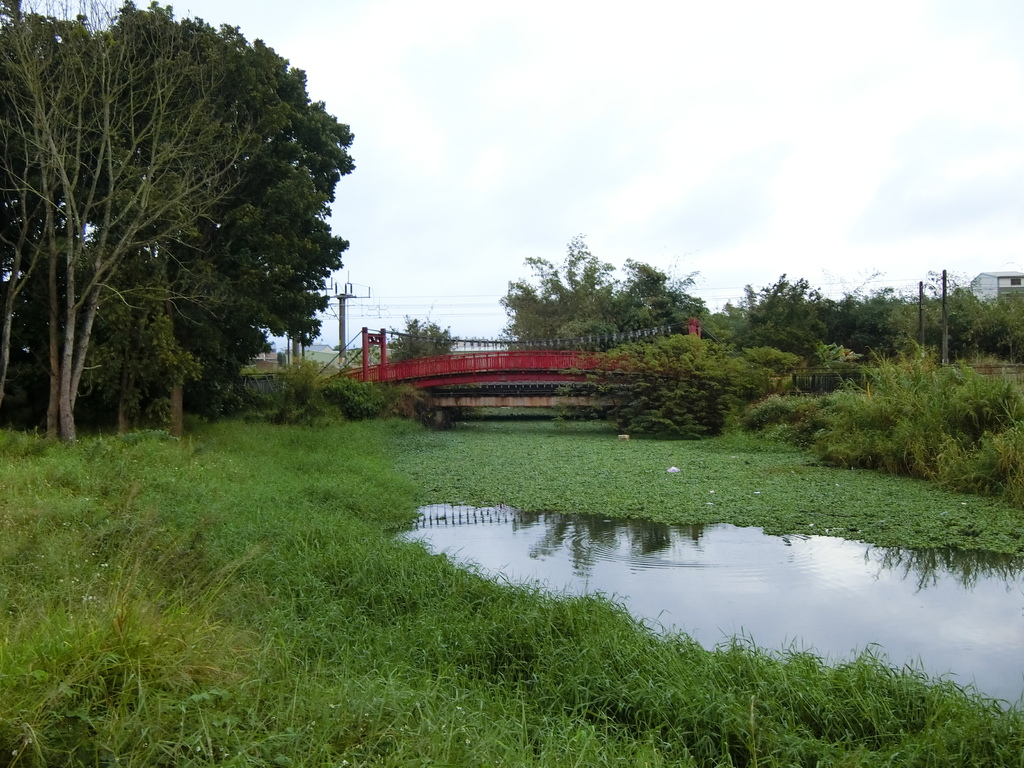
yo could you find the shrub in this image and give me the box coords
[740,346,801,397]
[596,334,748,438]
[812,357,1024,504]
[270,360,334,425]
[322,375,387,420]
[248,364,410,424]
[741,394,830,446]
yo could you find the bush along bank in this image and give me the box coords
[2,420,1024,766]
[745,357,1024,509]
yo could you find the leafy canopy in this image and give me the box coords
[388,317,455,362]
[596,334,748,438]
[501,236,704,343]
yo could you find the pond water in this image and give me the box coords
[403,504,1024,705]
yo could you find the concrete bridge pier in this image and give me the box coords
[423,407,452,431]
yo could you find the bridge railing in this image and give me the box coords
[354,350,601,384]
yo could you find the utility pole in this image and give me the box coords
[331,279,372,368]
[918,281,924,350]
[941,269,949,365]
[336,282,356,355]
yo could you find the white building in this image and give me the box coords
[970,271,1024,300]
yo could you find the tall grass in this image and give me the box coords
[2,421,1023,765]
[812,358,1024,505]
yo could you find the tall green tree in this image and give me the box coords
[388,317,455,361]
[597,334,746,438]
[501,236,703,344]
[819,287,910,358]
[979,293,1024,362]
[0,3,353,434]
[501,235,617,341]
[614,260,705,331]
[101,19,354,426]
[0,2,245,439]
[741,275,826,359]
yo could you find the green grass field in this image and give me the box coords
[2,419,1023,766]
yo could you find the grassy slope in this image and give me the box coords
[1,419,1022,767]
[398,420,1024,555]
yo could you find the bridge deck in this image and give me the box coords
[355,350,601,387]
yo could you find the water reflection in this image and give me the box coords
[407,505,1024,705]
[874,546,1024,590]
[521,514,695,578]
[416,505,1024,587]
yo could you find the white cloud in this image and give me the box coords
[179,0,1024,341]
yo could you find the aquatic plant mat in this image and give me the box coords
[1,420,1022,766]
[400,420,1024,555]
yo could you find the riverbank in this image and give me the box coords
[2,420,1022,766]
[398,420,1024,555]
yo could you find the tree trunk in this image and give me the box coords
[55,249,80,442]
[57,338,76,441]
[0,278,16,416]
[163,296,188,438]
[46,244,60,439]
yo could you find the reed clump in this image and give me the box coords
[2,420,1023,766]
[810,358,1024,505]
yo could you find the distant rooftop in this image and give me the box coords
[971,271,1024,300]
[306,344,335,354]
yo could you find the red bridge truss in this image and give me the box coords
[355,349,601,388]
[346,328,602,387]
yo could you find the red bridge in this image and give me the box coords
[357,349,601,387]
[349,327,603,387]
[345,323,700,426]
[347,329,607,426]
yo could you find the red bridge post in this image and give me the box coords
[361,327,388,381]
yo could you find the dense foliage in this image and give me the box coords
[500,243,1024,370]
[3,420,1023,766]
[744,358,1024,510]
[583,334,806,439]
[0,2,352,438]
[388,317,456,361]
[818,360,1024,506]
[707,271,1024,364]
[596,334,748,438]
[501,235,704,343]
[243,360,412,425]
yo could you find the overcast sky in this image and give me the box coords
[182,0,1024,346]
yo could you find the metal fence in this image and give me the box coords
[791,364,1024,395]
[241,375,278,395]
[971,364,1024,386]
[790,368,865,395]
